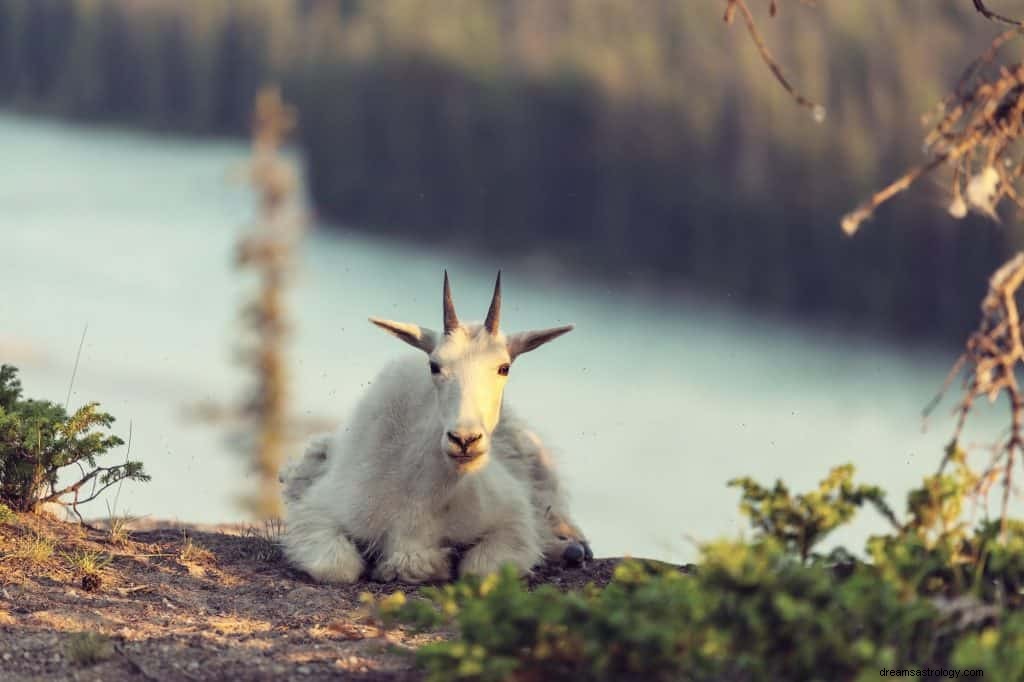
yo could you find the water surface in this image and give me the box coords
[0,113,1006,563]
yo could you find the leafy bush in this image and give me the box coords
[376,462,1024,681]
[728,463,898,562]
[0,364,148,513]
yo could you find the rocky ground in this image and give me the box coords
[0,513,618,681]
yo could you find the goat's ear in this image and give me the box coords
[507,325,574,360]
[369,318,437,353]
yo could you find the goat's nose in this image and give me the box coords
[447,431,482,449]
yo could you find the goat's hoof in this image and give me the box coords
[459,543,532,578]
[373,549,450,584]
[562,543,585,564]
[562,541,591,566]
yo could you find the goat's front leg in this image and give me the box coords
[459,514,542,578]
[283,501,365,583]
[373,515,451,584]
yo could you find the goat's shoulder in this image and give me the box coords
[491,408,565,494]
[367,354,432,402]
[489,410,543,476]
[491,408,540,461]
[345,355,434,432]
[321,354,435,480]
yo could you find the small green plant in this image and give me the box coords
[2,533,56,564]
[728,463,900,561]
[0,501,14,524]
[0,364,148,514]
[64,549,113,575]
[65,631,114,665]
[952,612,1024,680]
[904,442,977,546]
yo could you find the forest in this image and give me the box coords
[0,0,1017,340]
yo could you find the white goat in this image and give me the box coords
[281,272,590,583]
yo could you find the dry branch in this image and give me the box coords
[973,0,1024,27]
[722,0,1024,537]
[842,30,1024,235]
[720,0,1024,233]
[723,0,824,117]
[929,252,1024,536]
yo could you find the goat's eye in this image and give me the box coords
[430,361,441,375]
[498,364,510,376]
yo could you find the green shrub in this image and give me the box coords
[0,364,148,513]
[728,463,899,562]
[381,548,954,681]
[376,462,1023,681]
[952,612,1024,679]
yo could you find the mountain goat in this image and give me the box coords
[281,271,590,583]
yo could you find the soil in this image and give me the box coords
[0,513,622,681]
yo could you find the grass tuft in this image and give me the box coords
[106,514,133,547]
[242,518,284,563]
[64,549,113,575]
[3,533,55,564]
[65,631,113,665]
[179,532,214,563]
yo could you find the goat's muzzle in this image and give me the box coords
[445,430,486,467]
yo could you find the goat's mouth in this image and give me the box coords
[446,450,487,470]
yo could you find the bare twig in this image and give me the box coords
[64,324,88,410]
[724,0,823,116]
[105,420,133,517]
[973,0,1024,27]
[841,153,955,236]
[843,31,1024,234]
[37,462,140,510]
[930,253,1024,538]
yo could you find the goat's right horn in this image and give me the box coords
[443,270,459,334]
[484,270,501,334]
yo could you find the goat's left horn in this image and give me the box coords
[484,270,501,334]
[443,270,460,334]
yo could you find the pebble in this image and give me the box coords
[297,665,311,675]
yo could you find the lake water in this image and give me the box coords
[0,112,1010,564]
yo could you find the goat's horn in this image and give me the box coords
[443,270,459,334]
[484,270,501,334]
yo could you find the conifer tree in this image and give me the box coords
[0,364,148,515]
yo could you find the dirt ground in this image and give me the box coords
[0,513,619,681]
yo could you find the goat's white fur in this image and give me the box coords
[281,274,587,583]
